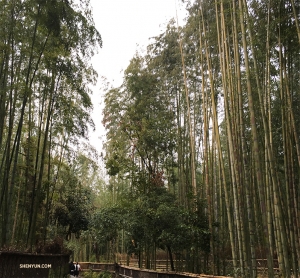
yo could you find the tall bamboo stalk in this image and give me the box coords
[215,1,246,275]
[176,13,198,200]
[236,0,278,275]
[199,5,238,276]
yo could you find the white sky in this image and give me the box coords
[88,0,187,151]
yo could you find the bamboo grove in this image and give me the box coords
[102,0,300,277]
[0,0,102,251]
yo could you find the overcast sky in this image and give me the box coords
[88,0,187,150]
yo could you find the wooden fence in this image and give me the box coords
[80,263,231,278]
[117,265,231,278]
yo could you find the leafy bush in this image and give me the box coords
[99,271,113,278]
[83,270,113,278]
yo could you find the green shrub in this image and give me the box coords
[82,269,99,278]
[99,271,113,278]
[82,270,113,278]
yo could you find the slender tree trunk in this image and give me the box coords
[176,20,197,200]
[236,0,277,275]
[28,70,56,249]
[199,6,238,276]
[289,0,300,45]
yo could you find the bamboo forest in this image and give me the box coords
[0,0,300,277]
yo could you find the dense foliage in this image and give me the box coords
[0,0,101,251]
[1,0,300,277]
[101,0,300,277]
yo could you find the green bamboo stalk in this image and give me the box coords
[176,13,198,200]
[199,5,238,276]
